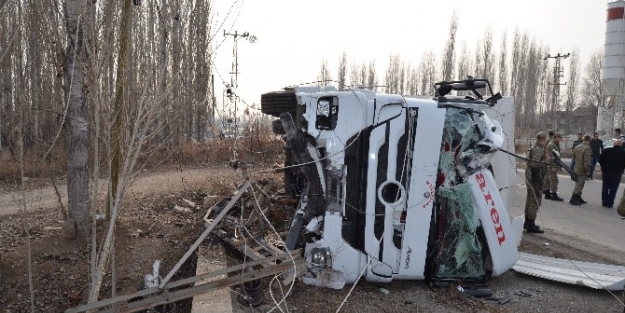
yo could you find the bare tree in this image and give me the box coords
[510,29,532,130]
[64,0,91,235]
[537,45,552,128]
[399,61,407,94]
[441,11,458,81]
[457,41,473,81]
[419,50,438,95]
[498,30,509,95]
[564,49,581,133]
[522,40,543,130]
[407,64,419,95]
[481,26,496,84]
[385,54,401,93]
[359,61,367,87]
[349,60,369,88]
[474,43,484,81]
[337,50,347,90]
[317,58,332,86]
[367,59,377,90]
[349,60,360,87]
[580,49,603,108]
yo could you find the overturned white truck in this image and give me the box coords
[261,78,519,289]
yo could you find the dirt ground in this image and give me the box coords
[1,162,625,313]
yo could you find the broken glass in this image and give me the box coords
[434,183,485,279]
[433,108,486,280]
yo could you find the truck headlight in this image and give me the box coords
[311,248,332,268]
[317,100,331,117]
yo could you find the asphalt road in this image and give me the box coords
[511,169,625,256]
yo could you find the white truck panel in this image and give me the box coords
[398,107,446,277]
[382,110,406,271]
[483,97,516,213]
[365,125,386,259]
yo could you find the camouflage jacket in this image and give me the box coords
[546,140,560,154]
[525,144,547,184]
[573,142,592,175]
[527,144,548,168]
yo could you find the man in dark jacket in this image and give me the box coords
[588,132,603,180]
[599,139,625,208]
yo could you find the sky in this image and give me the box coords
[211,0,607,115]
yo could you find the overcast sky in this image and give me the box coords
[211,0,607,115]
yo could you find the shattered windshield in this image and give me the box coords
[439,108,480,186]
[434,107,488,280]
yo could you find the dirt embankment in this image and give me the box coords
[0,164,624,312]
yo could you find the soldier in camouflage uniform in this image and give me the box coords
[542,131,556,199]
[545,133,564,201]
[524,132,550,233]
[569,135,592,205]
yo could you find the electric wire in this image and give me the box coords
[249,185,298,313]
[226,183,295,313]
[222,83,625,309]
[335,232,385,313]
[207,0,242,46]
[482,100,625,307]
[214,0,246,53]
[480,102,624,307]
[249,87,369,177]
[502,147,625,308]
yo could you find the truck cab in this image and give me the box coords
[262,79,519,288]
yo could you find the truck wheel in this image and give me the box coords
[272,119,286,134]
[261,90,297,117]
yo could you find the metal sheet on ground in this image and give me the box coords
[512,252,625,291]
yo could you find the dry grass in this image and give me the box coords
[0,146,66,184]
[0,136,285,184]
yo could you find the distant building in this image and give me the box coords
[539,106,597,135]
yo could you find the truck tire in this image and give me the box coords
[261,90,297,117]
[272,119,286,134]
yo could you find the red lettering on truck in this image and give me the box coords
[476,172,506,245]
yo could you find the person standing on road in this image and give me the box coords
[614,128,625,141]
[588,132,603,180]
[570,135,592,205]
[542,130,556,198]
[545,133,564,201]
[570,133,583,169]
[524,131,550,234]
[598,139,625,208]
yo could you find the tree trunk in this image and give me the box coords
[107,0,133,219]
[157,2,168,144]
[64,1,90,235]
